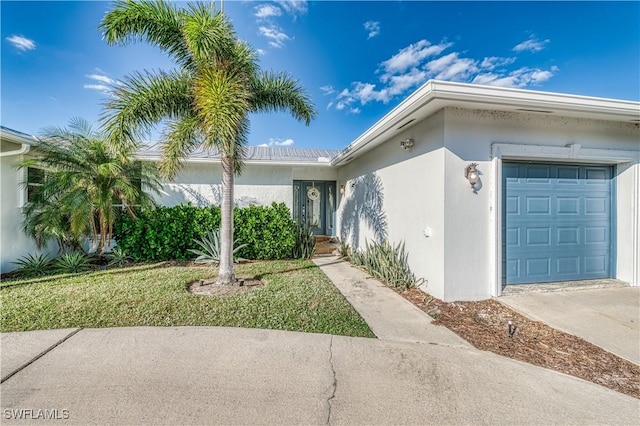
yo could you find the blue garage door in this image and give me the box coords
[503,162,614,285]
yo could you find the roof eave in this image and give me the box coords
[331,80,640,167]
[135,155,334,167]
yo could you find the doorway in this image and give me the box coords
[293,181,336,235]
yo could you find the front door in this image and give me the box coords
[293,181,336,235]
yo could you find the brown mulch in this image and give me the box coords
[401,287,640,399]
[188,276,263,296]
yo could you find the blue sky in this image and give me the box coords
[2,1,639,151]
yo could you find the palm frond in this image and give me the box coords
[182,6,235,68]
[100,69,193,155]
[250,71,317,125]
[99,0,193,69]
[193,66,250,152]
[158,115,203,180]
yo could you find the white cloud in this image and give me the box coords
[256,48,266,56]
[86,74,117,85]
[83,84,111,92]
[261,138,295,147]
[319,85,335,95]
[328,38,557,114]
[513,35,550,53]
[6,34,36,51]
[258,25,291,48]
[364,21,380,39]
[381,39,453,76]
[480,56,517,70]
[426,52,477,81]
[84,71,119,93]
[386,68,428,95]
[254,4,282,20]
[472,66,559,88]
[276,0,308,16]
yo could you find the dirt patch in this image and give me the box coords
[189,276,263,296]
[401,287,640,399]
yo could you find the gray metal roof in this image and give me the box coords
[0,126,40,144]
[137,145,341,163]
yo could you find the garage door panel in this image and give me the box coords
[503,163,613,285]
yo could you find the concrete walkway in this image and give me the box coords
[312,256,470,347]
[499,286,640,365]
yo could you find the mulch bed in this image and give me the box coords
[401,287,640,399]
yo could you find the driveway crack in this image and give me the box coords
[325,335,337,425]
[1,328,83,384]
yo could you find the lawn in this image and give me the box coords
[0,260,374,338]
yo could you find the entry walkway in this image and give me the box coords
[313,256,470,347]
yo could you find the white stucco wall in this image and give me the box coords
[337,110,446,297]
[154,161,338,212]
[443,107,639,300]
[337,107,639,301]
[0,155,56,273]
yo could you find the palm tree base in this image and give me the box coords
[216,272,236,286]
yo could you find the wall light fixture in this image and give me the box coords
[465,163,480,188]
[400,138,414,150]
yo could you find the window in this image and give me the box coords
[26,167,45,202]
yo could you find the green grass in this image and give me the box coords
[0,260,374,338]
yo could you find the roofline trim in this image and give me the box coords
[330,79,640,166]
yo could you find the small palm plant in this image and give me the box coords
[106,247,133,267]
[54,251,94,274]
[12,253,53,278]
[189,229,247,266]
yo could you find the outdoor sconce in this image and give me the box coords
[339,185,345,195]
[400,138,414,150]
[465,163,480,188]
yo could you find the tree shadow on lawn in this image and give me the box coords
[0,262,170,290]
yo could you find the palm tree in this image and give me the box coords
[99,1,316,284]
[18,118,160,254]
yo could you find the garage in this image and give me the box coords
[503,162,614,285]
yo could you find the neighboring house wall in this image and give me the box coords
[0,153,56,273]
[154,161,338,212]
[337,107,640,301]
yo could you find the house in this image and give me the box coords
[333,81,639,301]
[0,126,57,273]
[2,80,639,302]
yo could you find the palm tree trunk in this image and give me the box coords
[217,155,235,285]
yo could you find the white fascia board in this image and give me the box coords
[0,128,38,157]
[135,155,334,167]
[331,80,640,167]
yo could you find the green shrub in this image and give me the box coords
[234,203,296,260]
[54,251,94,274]
[114,203,296,262]
[292,225,316,259]
[12,253,53,278]
[351,240,418,290]
[188,229,247,265]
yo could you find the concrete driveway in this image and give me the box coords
[2,327,639,425]
[499,286,640,364]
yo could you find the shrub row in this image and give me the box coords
[113,203,297,262]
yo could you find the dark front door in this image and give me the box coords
[293,181,336,235]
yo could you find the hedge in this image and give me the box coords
[114,203,297,262]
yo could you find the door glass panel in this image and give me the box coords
[305,184,322,229]
[327,185,334,231]
[293,182,300,225]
